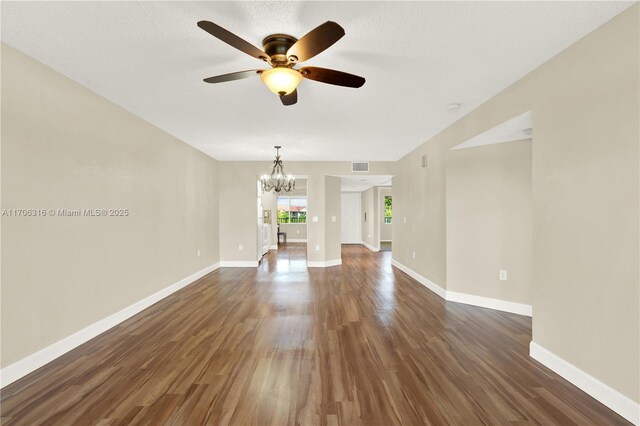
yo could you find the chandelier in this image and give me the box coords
[260,146,295,193]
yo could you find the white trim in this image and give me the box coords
[307,259,342,268]
[286,238,307,243]
[391,259,446,298]
[390,260,532,316]
[269,245,278,250]
[530,342,639,425]
[446,291,532,316]
[380,239,392,243]
[0,262,221,388]
[219,260,259,267]
[361,241,380,252]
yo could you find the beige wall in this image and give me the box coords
[393,5,639,402]
[361,187,378,248]
[1,44,221,367]
[446,140,532,304]
[379,187,392,242]
[393,143,447,284]
[324,176,341,261]
[218,167,260,262]
[279,223,307,240]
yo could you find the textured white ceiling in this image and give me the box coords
[0,1,632,161]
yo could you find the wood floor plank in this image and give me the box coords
[0,243,630,425]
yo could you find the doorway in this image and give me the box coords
[259,178,308,268]
[339,175,393,252]
[276,179,307,246]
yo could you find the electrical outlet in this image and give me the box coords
[412,251,416,259]
[296,229,300,234]
[404,217,407,224]
[197,249,201,257]
[238,244,243,251]
[315,245,320,251]
[331,215,336,222]
[312,216,319,222]
[499,270,508,281]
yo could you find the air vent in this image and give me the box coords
[351,161,369,172]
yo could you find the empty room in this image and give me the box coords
[1,1,638,425]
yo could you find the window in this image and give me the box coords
[384,195,392,224]
[277,196,307,224]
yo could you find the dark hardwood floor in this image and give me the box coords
[0,243,629,425]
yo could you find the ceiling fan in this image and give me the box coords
[197,20,366,106]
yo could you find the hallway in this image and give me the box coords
[0,244,627,425]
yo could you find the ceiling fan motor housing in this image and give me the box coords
[262,34,298,64]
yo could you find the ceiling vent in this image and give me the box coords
[351,161,369,172]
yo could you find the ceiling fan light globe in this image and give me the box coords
[260,67,302,95]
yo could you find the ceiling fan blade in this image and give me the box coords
[197,21,270,62]
[280,89,298,106]
[300,67,365,88]
[203,70,262,84]
[287,21,345,62]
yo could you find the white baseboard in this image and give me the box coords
[390,260,532,316]
[286,238,307,243]
[391,259,446,298]
[307,259,342,268]
[446,291,532,316]
[0,262,220,388]
[269,245,278,250]
[219,260,259,267]
[325,259,342,267]
[361,241,380,252]
[391,259,638,423]
[530,342,639,425]
[380,240,392,243]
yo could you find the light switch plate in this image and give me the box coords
[331,216,336,222]
[312,216,319,222]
